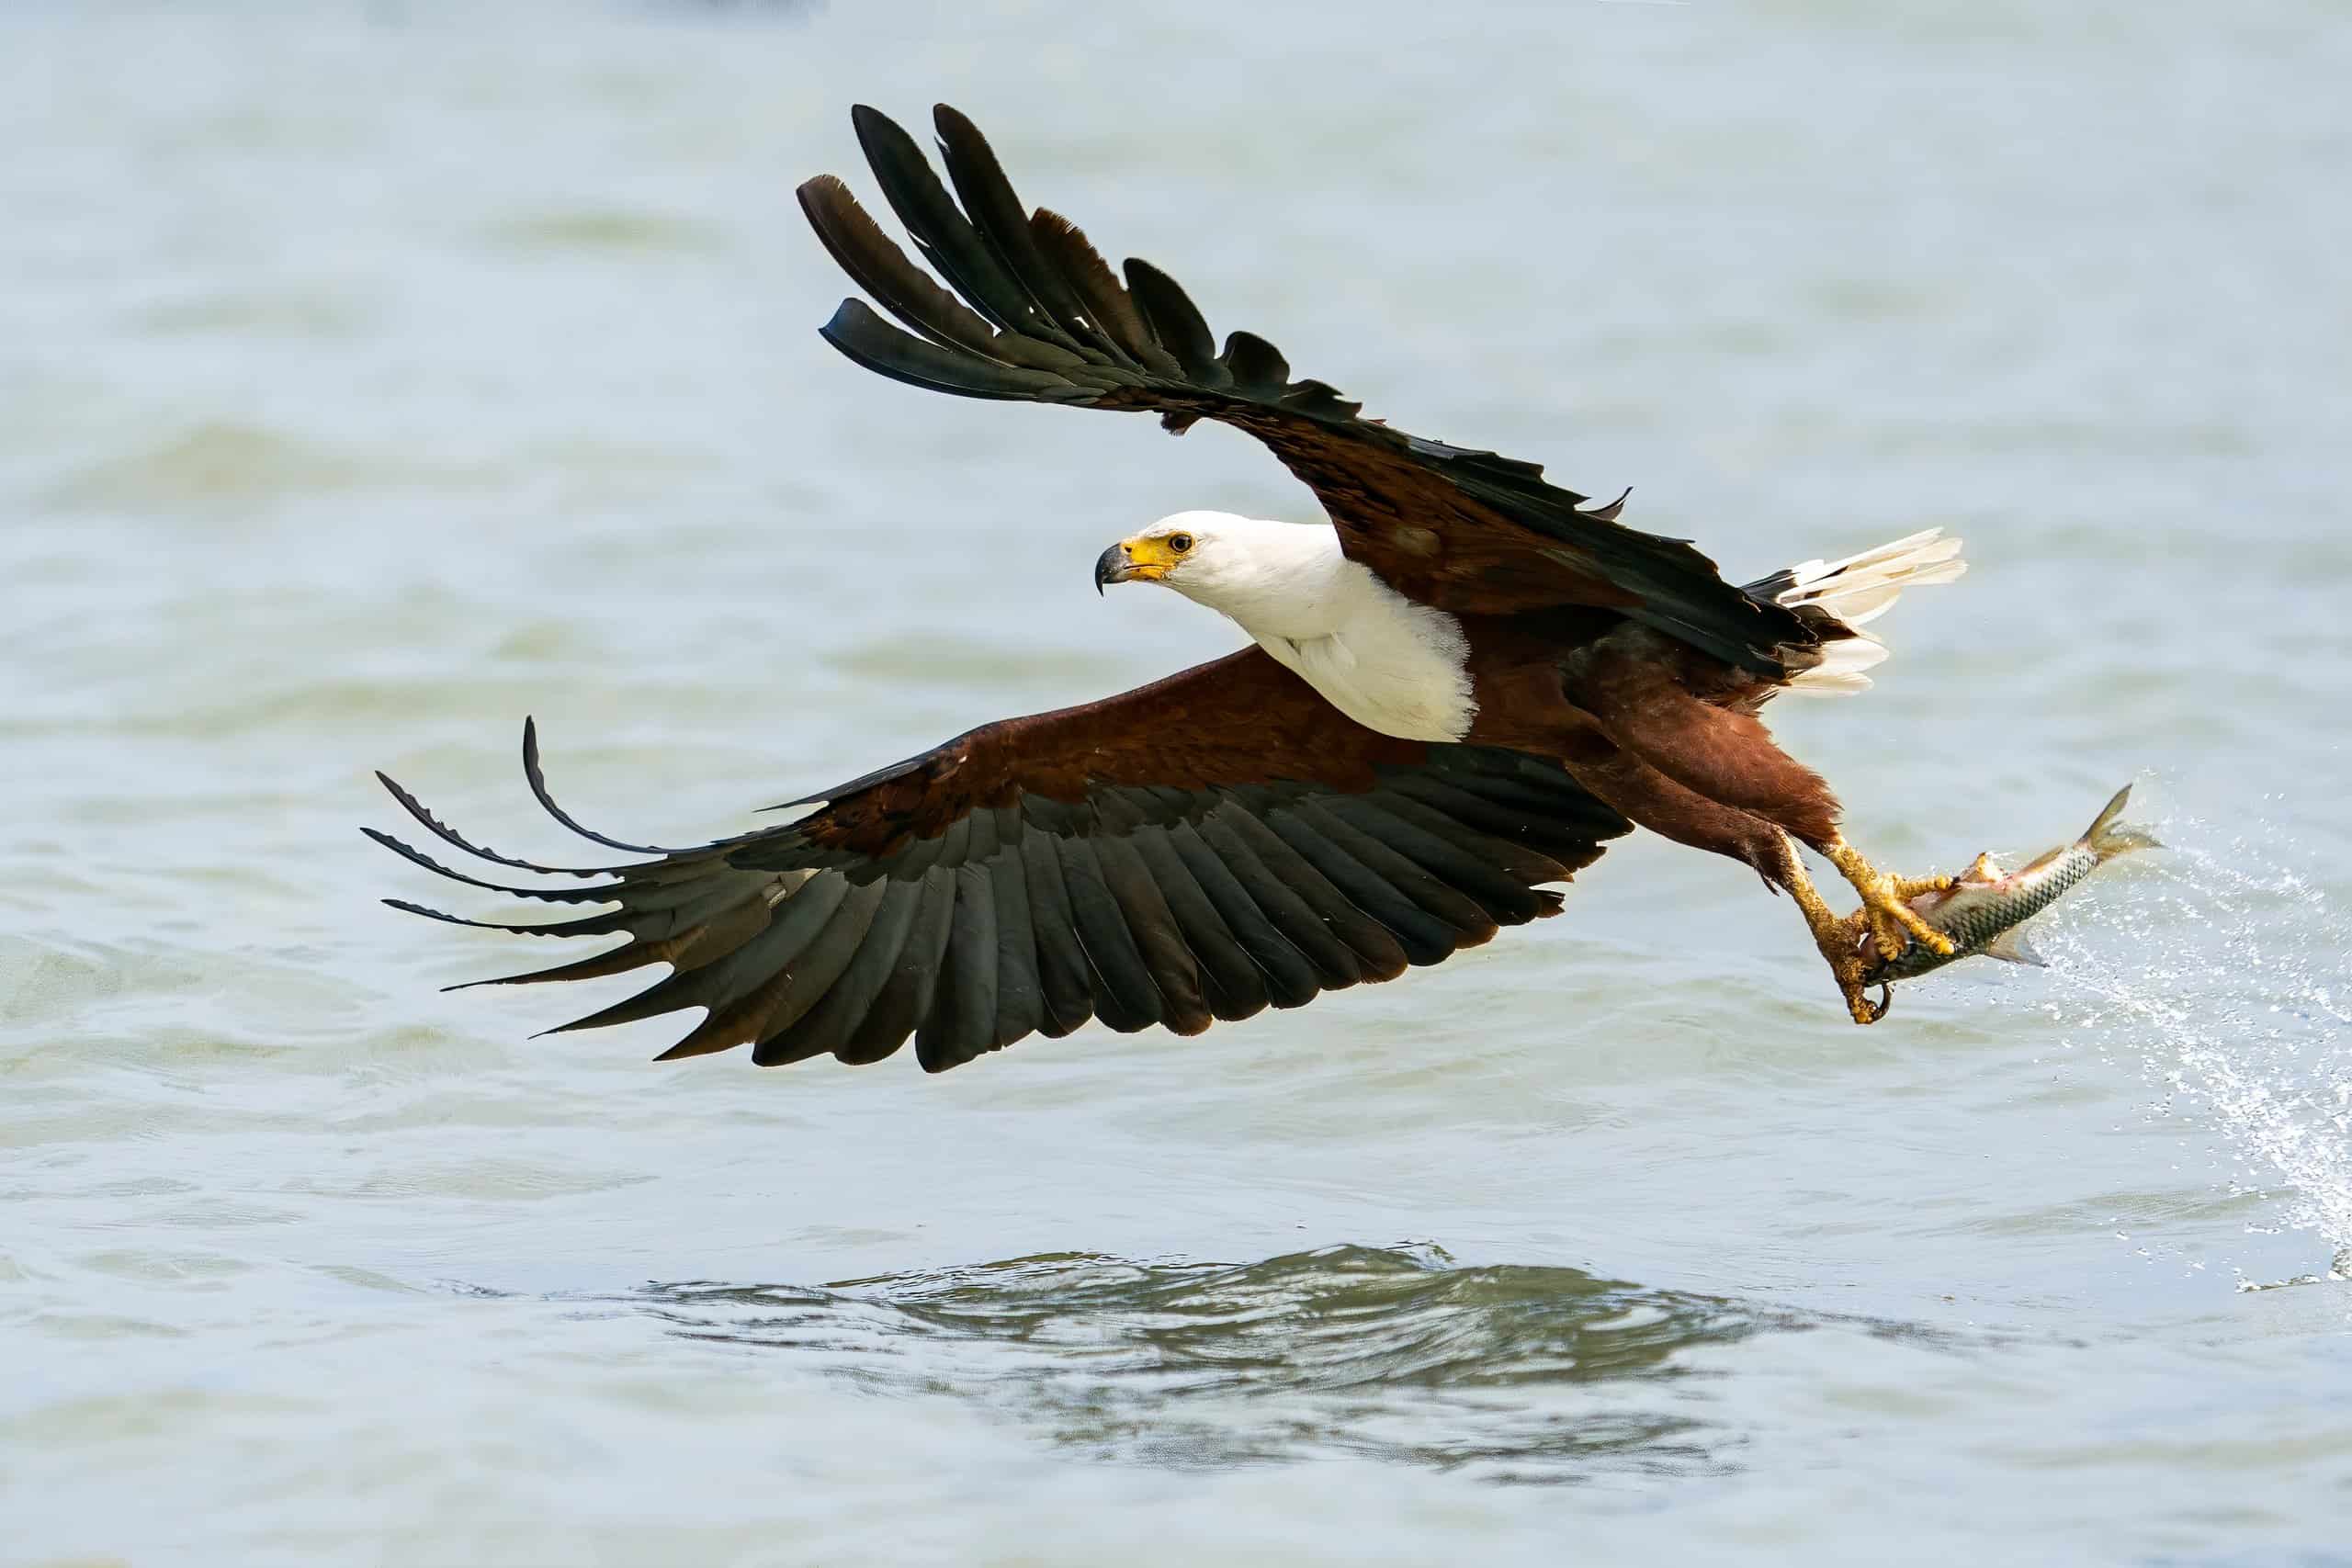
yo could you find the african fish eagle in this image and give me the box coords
[371,104,1968,1072]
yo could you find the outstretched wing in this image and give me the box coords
[798,103,1815,677]
[373,650,1629,1075]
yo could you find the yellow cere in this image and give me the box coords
[1118,532,1192,579]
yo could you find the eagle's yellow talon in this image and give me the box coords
[1824,839,1957,960]
[1775,836,1884,1025]
[1803,909,1876,1024]
[1839,970,1879,1024]
[1868,883,1955,957]
[1823,921,1879,1024]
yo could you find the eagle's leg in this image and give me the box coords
[1773,834,1881,1024]
[1548,737,1895,1023]
[1557,638,1959,965]
[1820,839,1958,962]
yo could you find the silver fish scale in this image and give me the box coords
[1871,843,2100,982]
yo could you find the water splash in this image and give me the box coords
[2028,797,2352,1284]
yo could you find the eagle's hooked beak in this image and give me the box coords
[1093,536,1177,594]
[1093,541,1134,595]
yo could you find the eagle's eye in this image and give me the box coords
[1168,533,1194,554]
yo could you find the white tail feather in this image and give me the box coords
[1774,527,1965,696]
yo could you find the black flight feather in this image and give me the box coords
[1127,828,1268,1023]
[915,863,1003,1072]
[1014,821,1099,1037]
[818,299,1084,403]
[930,104,1119,367]
[1215,805,1414,976]
[797,174,1021,363]
[1053,835,1161,1031]
[379,898,638,940]
[1191,809,1370,988]
[1261,807,1458,964]
[972,807,1042,1049]
[1220,331,1291,398]
[1090,829,1211,1034]
[1326,795,1560,916]
[751,876,926,1067]
[521,718,680,857]
[546,874,853,1035]
[1294,799,1500,940]
[1030,209,1174,375]
[362,828,624,905]
[376,772,613,877]
[1162,821,1323,1009]
[850,104,1078,355]
[835,864,956,1065]
[1121,258,1227,388]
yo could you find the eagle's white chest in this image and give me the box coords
[1248,566,1479,744]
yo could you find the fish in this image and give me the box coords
[1859,784,2160,1004]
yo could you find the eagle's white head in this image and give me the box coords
[1092,510,1351,640]
[1093,509,1480,743]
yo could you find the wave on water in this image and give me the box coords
[592,1244,1941,1483]
[2028,800,2352,1289]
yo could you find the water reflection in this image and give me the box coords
[605,1244,1921,1481]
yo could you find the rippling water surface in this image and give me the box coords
[6,2,2351,1562]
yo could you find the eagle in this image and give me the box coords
[372,103,1969,1074]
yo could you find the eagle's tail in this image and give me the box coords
[1747,528,1967,696]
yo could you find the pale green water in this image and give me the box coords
[6,2,2352,1562]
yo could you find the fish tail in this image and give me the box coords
[2082,784,2161,862]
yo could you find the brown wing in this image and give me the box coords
[371,649,1629,1075]
[798,103,1815,677]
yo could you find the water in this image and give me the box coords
[2037,822,2352,1280]
[6,2,2350,1562]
